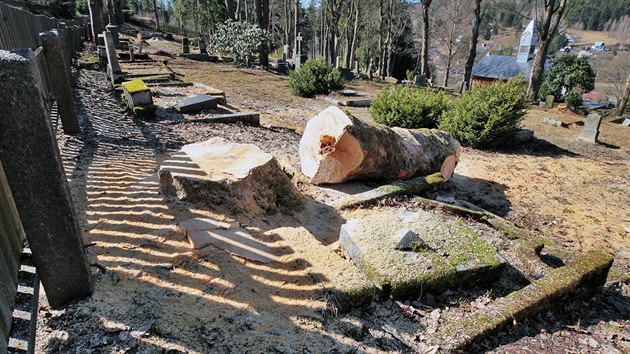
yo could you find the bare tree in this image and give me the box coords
[326,0,342,65]
[255,0,270,66]
[528,0,569,99]
[433,0,471,87]
[88,0,103,43]
[420,0,433,79]
[462,0,482,91]
[152,0,161,30]
[618,74,630,116]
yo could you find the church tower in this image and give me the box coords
[516,20,538,63]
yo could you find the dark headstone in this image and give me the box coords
[0,49,93,308]
[339,68,355,82]
[175,94,218,113]
[182,37,190,54]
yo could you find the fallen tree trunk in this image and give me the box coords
[334,172,445,209]
[299,106,461,184]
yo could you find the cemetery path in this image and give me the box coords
[32,45,629,353]
[39,69,426,353]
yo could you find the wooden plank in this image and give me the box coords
[0,161,25,257]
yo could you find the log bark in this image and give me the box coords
[299,106,461,185]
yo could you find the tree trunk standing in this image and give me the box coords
[255,0,270,67]
[114,0,123,24]
[294,0,299,57]
[420,0,432,79]
[528,0,568,99]
[88,0,103,44]
[378,0,385,77]
[617,74,630,116]
[106,0,113,22]
[235,0,241,21]
[343,4,353,68]
[152,0,160,30]
[284,0,290,52]
[349,0,360,70]
[326,0,340,66]
[299,106,461,185]
[463,0,482,91]
[443,46,452,87]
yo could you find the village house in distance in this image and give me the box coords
[472,20,550,85]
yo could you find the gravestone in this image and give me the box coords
[577,113,602,143]
[282,44,289,62]
[339,209,505,299]
[545,95,554,109]
[621,118,630,127]
[103,31,121,83]
[199,37,207,54]
[40,30,80,134]
[122,80,153,108]
[0,49,93,308]
[129,46,134,61]
[105,23,119,46]
[182,37,190,54]
[96,33,105,46]
[354,60,359,74]
[294,33,303,70]
[174,94,217,113]
[336,55,343,69]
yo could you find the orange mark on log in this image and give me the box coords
[319,135,337,155]
[399,170,407,178]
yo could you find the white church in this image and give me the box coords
[471,20,551,86]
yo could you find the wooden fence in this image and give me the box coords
[0,161,26,352]
[0,3,86,351]
[0,1,82,50]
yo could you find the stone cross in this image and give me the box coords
[577,113,602,143]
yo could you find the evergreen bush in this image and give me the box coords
[371,86,451,129]
[289,58,345,98]
[439,78,529,148]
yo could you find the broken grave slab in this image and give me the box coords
[159,137,302,215]
[174,94,218,113]
[431,250,613,351]
[339,208,505,299]
[177,217,277,262]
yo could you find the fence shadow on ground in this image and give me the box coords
[43,69,428,353]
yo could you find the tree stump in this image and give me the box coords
[299,106,461,184]
[159,138,302,215]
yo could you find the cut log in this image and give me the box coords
[334,172,445,209]
[299,106,461,185]
[159,137,303,215]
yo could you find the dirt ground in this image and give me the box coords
[31,34,630,354]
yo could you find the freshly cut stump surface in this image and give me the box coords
[339,208,506,299]
[299,106,461,184]
[159,137,302,215]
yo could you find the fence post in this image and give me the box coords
[40,30,80,134]
[0,48,93,308]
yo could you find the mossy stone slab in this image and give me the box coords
[339,209,506,299]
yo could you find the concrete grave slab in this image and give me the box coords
[174,94,218,113]
[543,117,567,127]
[577,113,602,143]
[159,137,302,215]
[621,118,630,127]
[339,209,505,299]
[176,217,276,262]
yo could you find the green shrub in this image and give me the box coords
[564,91,583,107]
[439,78,529,148]
[371,86,451,129]
[289,58,345,97]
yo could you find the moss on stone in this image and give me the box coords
[122,79,150,93]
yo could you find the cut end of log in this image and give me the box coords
[300,106,365,184]
[440,146,461,181]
